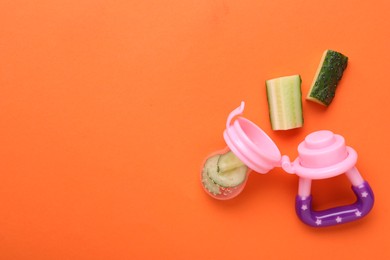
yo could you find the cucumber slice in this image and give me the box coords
[217,151,245,173]
[307,50,348,106]
[266,75,303,130]
[201,155,221,195]
[207,163,247,188]
[202,169,221,195]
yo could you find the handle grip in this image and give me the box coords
[295,181,374,227]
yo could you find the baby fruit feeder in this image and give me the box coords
[201,102,374,227]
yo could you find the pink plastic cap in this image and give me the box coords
[298,130,348,168]
[223,102,281,173]
[285,130,358,180]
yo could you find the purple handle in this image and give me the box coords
[295,181,374,227]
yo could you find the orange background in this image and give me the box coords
[1,0,389,259]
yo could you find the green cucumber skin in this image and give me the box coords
[309,50,348,106]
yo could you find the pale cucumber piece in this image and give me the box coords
[202,155,221,195]
[207,164,247,188]
[217,151,245,173]
[266,75,303,130]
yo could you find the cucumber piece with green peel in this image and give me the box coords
[202,152,247,190]
[202,169,221,195]
[266,75,303,130]
[207,163,247,188]
[217,151,245,173]
[306,50,348,106]
[201,155,222,195]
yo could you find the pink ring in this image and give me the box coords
[293,147,357,179]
